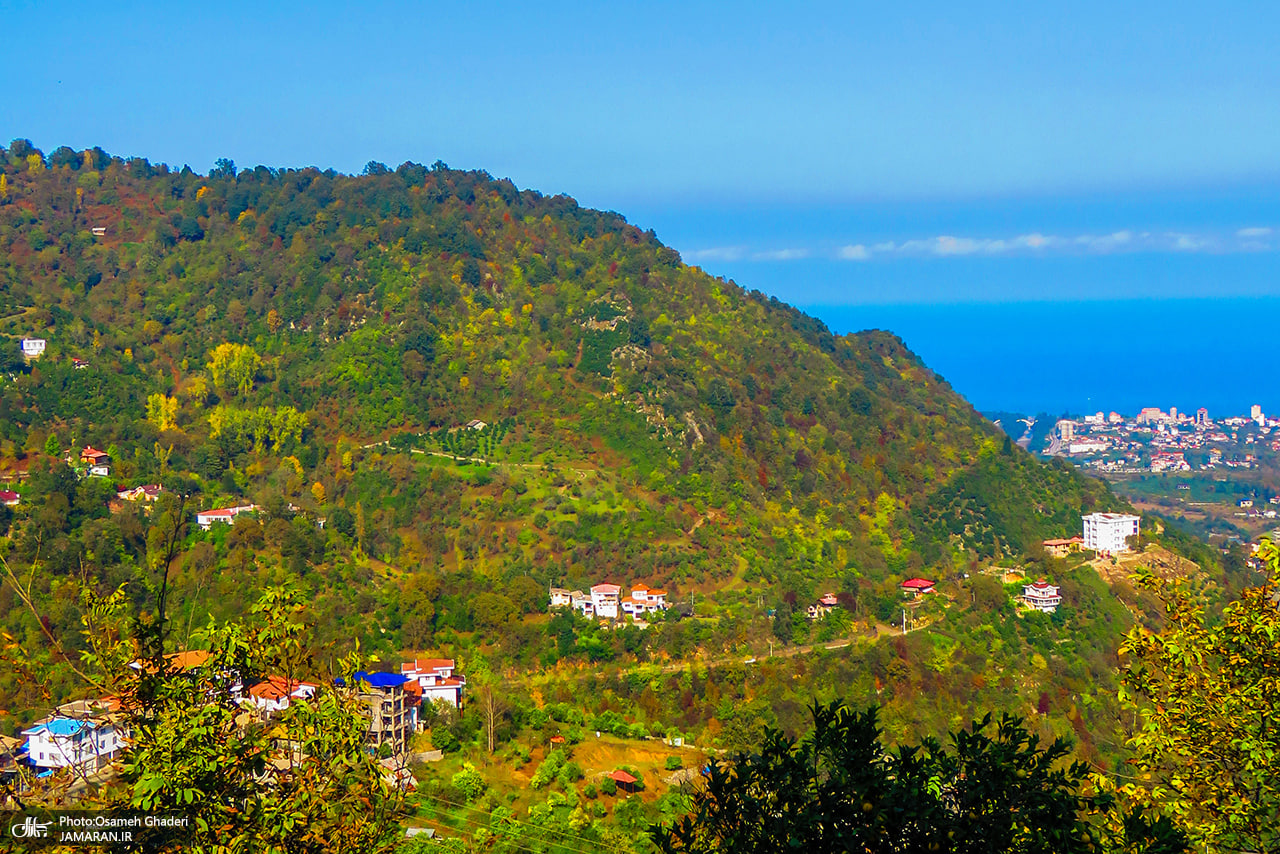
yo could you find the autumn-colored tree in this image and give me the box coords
[146,392,179,431]
[207,342,261,397]
[1117,539,1280,853]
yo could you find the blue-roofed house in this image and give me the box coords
[352,671,412,755]
[22,711,125,773]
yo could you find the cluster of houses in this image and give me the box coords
[549,583,670,620]
[2,653,467,785]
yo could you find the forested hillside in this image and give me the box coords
[1,141,1158,754]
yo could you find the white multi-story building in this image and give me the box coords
[590,584,621,619]
[20,338,46,359]
[401,658,465,708]
[1023,580,1062,613]
[23,712,125,773]
[1082,512,1140,554]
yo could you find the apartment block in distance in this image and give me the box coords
[1082,512,1140,555]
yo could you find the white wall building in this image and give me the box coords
[22,715,125,772]
[401,658,465,708]
[195,504,258,530]
[1023,580,1062,613]
[1082,512,1140,554]
[20,338,46,359]
[590,584,621,619]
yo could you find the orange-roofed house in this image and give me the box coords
[1041,537,1084,558]
[80,446,110,467]
[621,583,670,618]
[246,675,318,715]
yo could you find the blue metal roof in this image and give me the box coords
[353,671,408,689]
[23,717,91,738]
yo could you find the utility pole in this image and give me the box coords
[902,609,907,634]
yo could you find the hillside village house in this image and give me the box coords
[22,699,127,774]
[900,578,936,598]
[590,583,622,619]
[1023,580,1062,613]
[621,584,669,618]
[116,484,162,503]
[806,593,839,620]
[20,338,45,359]
[1082,512,1140,555]
[1041,537,1083,558]
[0,490,18,507]
[245,676,318,716]
[79,446,110,467]
[401,659,466,709]
[195,504,258,530]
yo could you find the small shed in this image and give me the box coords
[607,769,638,793]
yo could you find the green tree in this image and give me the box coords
[654,700,1186,854]
[44,431,60,457]
[1117,539,1280,853]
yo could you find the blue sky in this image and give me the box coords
[7,1,1280,408]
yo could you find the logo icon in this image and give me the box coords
[10,816,51,838]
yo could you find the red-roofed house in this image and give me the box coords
[195,504,258,530]
[806,593,839,620]
[1023,580,1062,614]
[900,578,936,598]
[591,584,622,619]
[0,490,18,507]
[401,659,466,708]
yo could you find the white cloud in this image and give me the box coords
[837,244,870,260]
[699,226,1279,265]
[752,248,810,261]
[684,246,747,263]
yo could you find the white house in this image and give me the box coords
[401,658,465,708]
[590,584,621,619]
[621,584,670,618]
[549,587,573,609]
[20,338,46,359]
[1023,580,1062,613]
[116,484,162,503]
[245,675,318,715]
[23,712,125,773]
[569,591,594,617]
[1082,512,1140,555]
[196,504,258,530]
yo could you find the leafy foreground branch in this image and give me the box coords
[6,584,408,854]
[1119,539,1280,854]
[652,701,1186,854]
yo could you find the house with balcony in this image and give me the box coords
[590,583,621,619]
[22,700,126,774]
[1023,580,1062,614]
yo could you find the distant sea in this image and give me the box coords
[807,297,1280,418]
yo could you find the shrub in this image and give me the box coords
[600,777,617,796]
[583,784,598,799]
[665,755,683,771]
[451,763,487,803]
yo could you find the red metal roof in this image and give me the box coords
[900,578,936,589]
[607,770,637,784]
